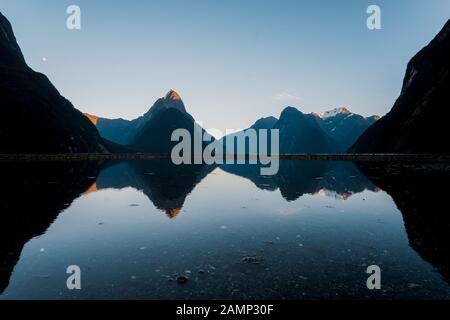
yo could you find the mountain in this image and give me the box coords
[86,90,210,153]
[313,107,380,151]
[85,90,191,145]
[83,115,132,146]
[94,160,214,218]
[0,12,108,153]
[349,19,450,154]
[366,115,381,124]
[220,107,378,154]
[251,116,278,130]
[220,160,377,202]
[276,107,338,153]
[220,116,278,155]
[131,107,207,153]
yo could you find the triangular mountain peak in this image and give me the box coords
[165,89,182,101]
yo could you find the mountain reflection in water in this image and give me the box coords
[0,160,449,299]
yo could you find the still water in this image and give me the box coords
[0,160,449,299]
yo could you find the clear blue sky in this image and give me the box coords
[1,0,449,132]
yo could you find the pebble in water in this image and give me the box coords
[176,275,189,284]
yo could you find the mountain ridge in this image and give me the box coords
[85,89,194,146]
[86,90,212,153]
[218,106,379,154]
[349,19,450,154]
[0,12,109,154]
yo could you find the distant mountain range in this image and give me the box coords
[88,94,378,154]
[0,10,449,156]
[350,19,450,154]
[220,106,379,154]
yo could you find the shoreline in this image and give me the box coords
[1,153,450,162]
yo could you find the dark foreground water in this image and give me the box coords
[0,160,449,300]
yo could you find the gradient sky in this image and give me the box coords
[1,0,449,133]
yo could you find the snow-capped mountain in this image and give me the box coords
[220,106,380,154]
[314,107,352,119]
[312,108,380,151]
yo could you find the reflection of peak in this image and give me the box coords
[342,192,351,200]
[165,208,181,219]
[95,160,214,219]
[313,188,326,197]
[313,188,352,200]
[221,161,376,202]
[83,182,98,195]
[165,90,182,101]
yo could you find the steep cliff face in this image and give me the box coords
[0,12,107,153]
[350,20,450,154]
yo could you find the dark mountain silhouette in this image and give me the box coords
[0,161,100,293]
[276,107,338,153]
[366,115,380,124]
[86,90,211,153]
[94,160,214,218]
[0,12,108,153]
[131,107,209,154]
[350,19,450,154]
[220,160,377,201]
[92,159,376,215]
[251,116,278,130]
[84,113,135,146]
[313,108,380,151]
[219,116,278,155]
[0,159,212,292]
[220,107,379,155]
[357,162,450,284]
[85,90,191,146]
[2,159,448,292]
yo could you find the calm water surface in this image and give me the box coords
[0,160,449,299]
